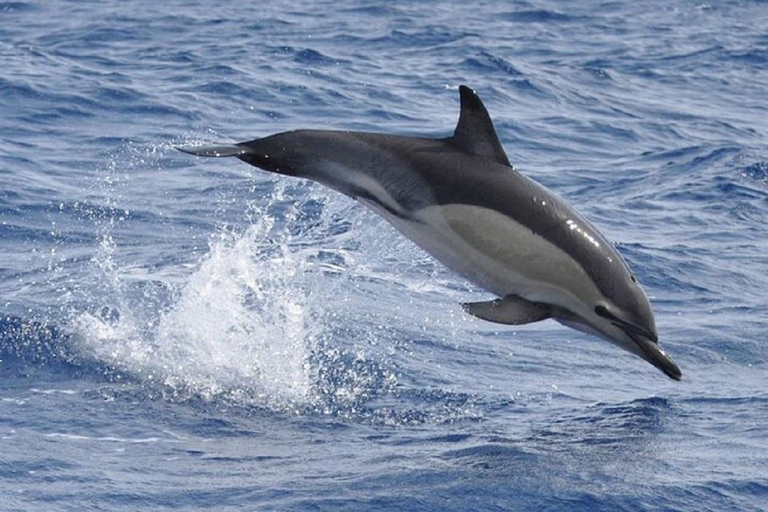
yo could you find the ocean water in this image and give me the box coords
[1,0,767,510]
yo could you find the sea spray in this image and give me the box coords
[70,211,319,407]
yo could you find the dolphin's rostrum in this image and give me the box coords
[177,85,682,381]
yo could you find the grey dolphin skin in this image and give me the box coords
[177,85,682,381]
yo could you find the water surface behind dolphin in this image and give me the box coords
[1,0,767,510]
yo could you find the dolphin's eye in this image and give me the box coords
[630,275,637,283]
[594,305,614,319]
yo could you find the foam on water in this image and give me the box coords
[70,223,315,408]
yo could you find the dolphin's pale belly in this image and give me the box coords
[363,200,602,314]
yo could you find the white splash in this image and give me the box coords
[153,222,314,403]
[70,203,320,408]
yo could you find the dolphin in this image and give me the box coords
[177,85,682,381]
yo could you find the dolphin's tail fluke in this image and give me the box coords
[175,144,248,157]
[177,135,302,177]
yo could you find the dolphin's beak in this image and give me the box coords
[628,332,682,381]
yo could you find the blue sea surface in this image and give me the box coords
[1,0,767,510]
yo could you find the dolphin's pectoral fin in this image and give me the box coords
[175,144,248,157]
[461,295,551,325]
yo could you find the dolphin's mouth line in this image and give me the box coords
[611,320,657,343]
[595,305,658,343]
[622,329,682,381]
[623,328,657,357]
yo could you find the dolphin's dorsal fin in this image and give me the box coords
[450,85,510,166]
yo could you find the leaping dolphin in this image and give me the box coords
[177,85,682,380]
